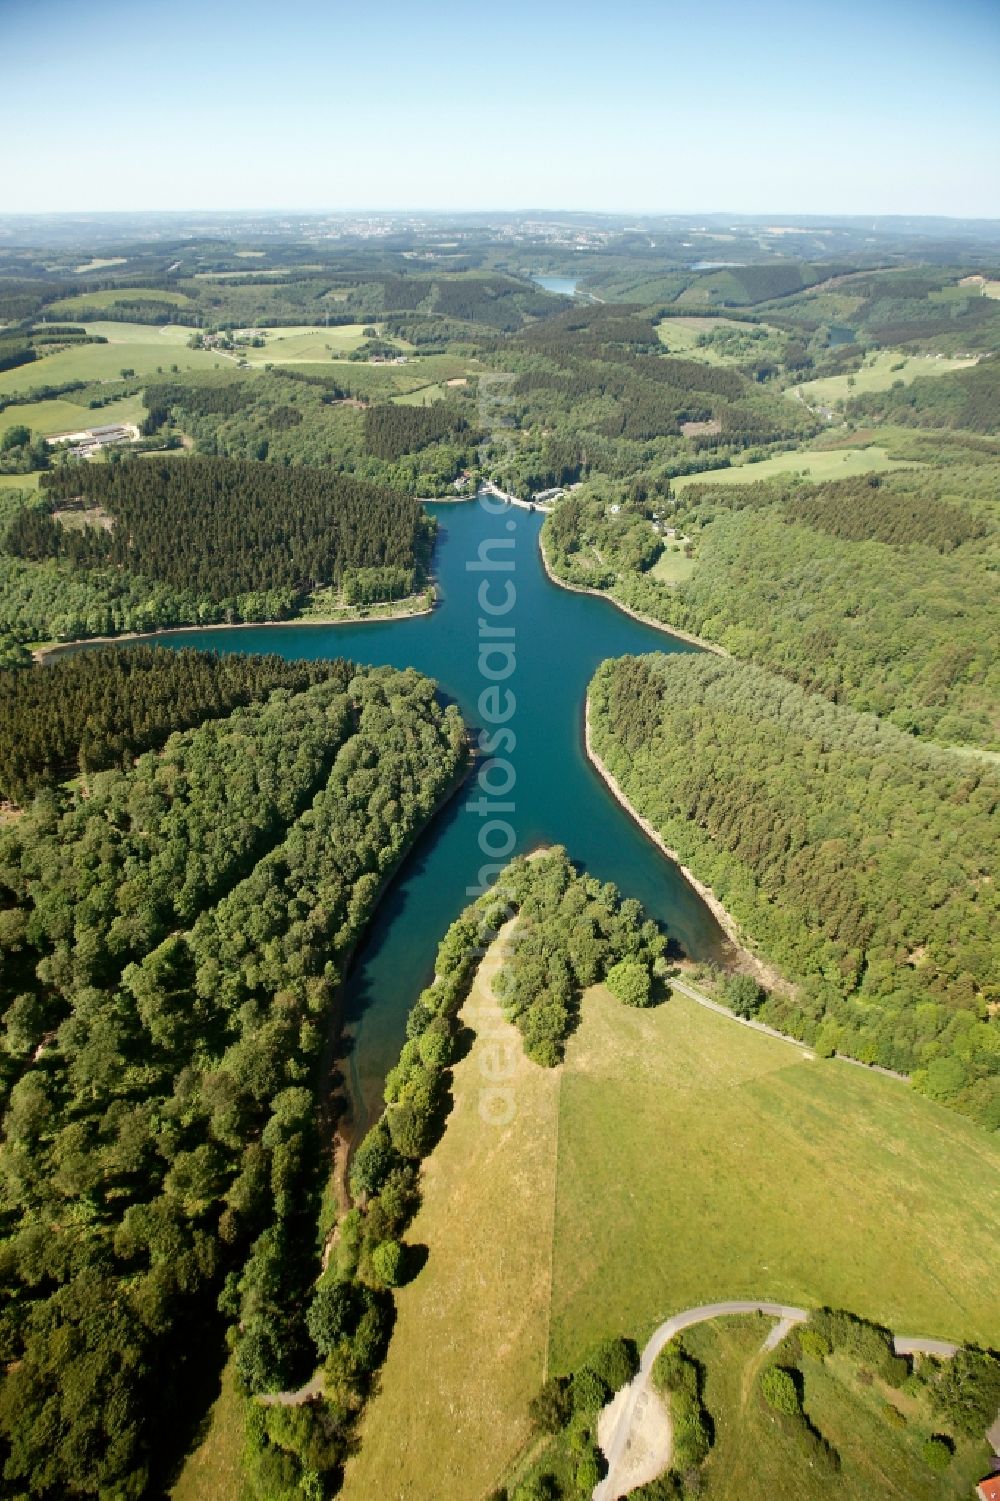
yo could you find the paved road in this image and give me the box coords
[594,1302,809,1501]
[258,1372,324,1407]
[893,1336,959,1357]
[594,1303,962,1501]
[669,976,814,1052]
[670,975,911,1082]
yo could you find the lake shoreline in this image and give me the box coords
[323,746,477,1223]
[32,595,435,664]
[537,533,727,656]
[583,694,788,994]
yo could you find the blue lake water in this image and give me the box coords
[152,499,728,1127]
[532,274,577,296]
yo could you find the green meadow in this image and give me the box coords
[0,394,145,439]
[47,286,192,314]
[672,443,912,491]
[76,320,197,345]
[339,956,1000,1501]
[71,257,128,275]
[549,988,1000,1372]
[793,351,977,407]
[681,1317,991,1501]
[0,335,230,396]
[650,547,697,584]
[238,324,378,361]
[656,315,757,360]
[170,1359,245,1501]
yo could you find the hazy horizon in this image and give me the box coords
[6,0,999,219]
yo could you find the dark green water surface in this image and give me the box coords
[153,498,728,1127]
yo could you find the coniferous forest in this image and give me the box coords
[25,458,432,605]
[0,646,346,803]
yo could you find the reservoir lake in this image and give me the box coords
[151,499,728,1129]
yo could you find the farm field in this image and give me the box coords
[672,443,912,491]
[72,257,128,274]
[548,988,1000,1374]
[656,315,763,360]
[340,958,999,1500]
[393,380,455,405]
[792,351,977,407]
[0,335,231,396]
[77,320,198,345]
[682,1317,991,1501]
[0,393,145,439]
[239,324,384,361]
[296,352,477,399]
[47,286,192,314]
[340,929,562,1501]
[191,265,323,278]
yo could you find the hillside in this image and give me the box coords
[588,653,999,1127]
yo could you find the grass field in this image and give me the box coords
[295,353,476,399]
[48,286,191,314]
[656,316,760,361]
[341,927,562,1501]
[672,444,912,492]
[77,321,198,346]
[0,472,41,492]
[339,947,999,1499]
[239,324,380,362]
[549,988,1000,1372]
[682,1317,990,1501]
[650,547,697,584]
[792,351,977,407]
[170,1358,244,1501]
[72,257,128,275]
[393,380,455,405]
[0,335,231,397]
[0,394,146,439]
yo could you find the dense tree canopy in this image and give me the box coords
[0,646,345,803]
[363,401,477,462]
[0,663,467,1496]
[589,653,1000,1127]
[847,357,1000,434]
[546,459,1000,749]
[26,457,432,606]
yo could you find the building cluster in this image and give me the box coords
[46,422,139,458]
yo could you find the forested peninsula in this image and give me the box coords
[0,457,434,652]
[0,660,467,1496]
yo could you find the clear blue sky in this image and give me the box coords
[4,0,999,216]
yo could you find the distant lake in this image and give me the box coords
[828,324,856,346]
[689,260,745,271]
[533,274,577,295]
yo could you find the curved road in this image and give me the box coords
[594,1302,959,1501]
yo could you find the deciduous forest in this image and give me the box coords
[589,653,999,1126]
[0,664,466,1496]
